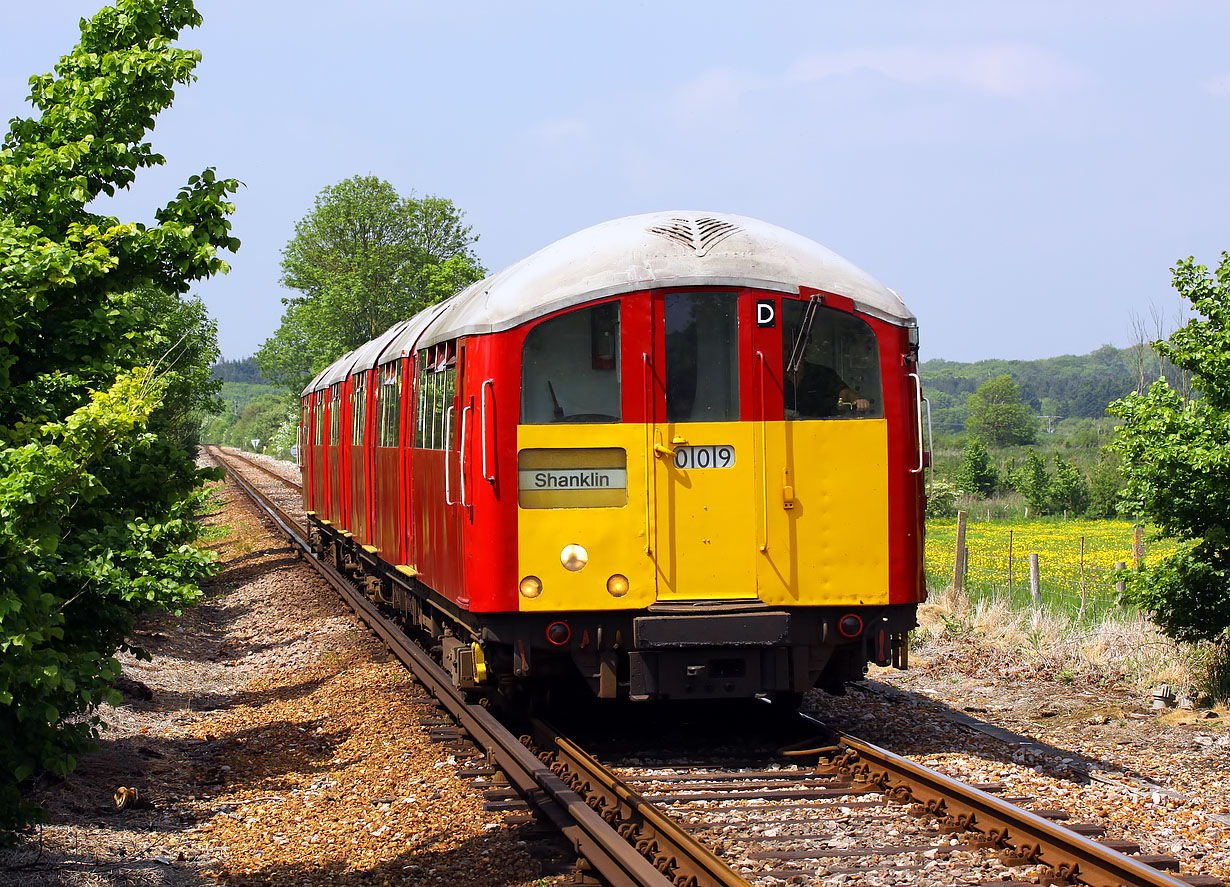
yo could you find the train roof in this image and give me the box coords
[304,211,914,393]
[383,301,452,365]
[416,210,914,348]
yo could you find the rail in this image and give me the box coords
[792,713,1202,887]
[531,719,754,887]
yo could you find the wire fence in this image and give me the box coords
[924,546,1128,623]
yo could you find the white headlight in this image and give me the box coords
[561,544,588,571]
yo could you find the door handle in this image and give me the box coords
[653,443,676,459]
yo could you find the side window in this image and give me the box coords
[351,374,367,445]
[782,301,883,420]
[522,302,621,424]
[377,360,402,447]
[665,292,738,423]
[329,384,341,444]
[414,345,458,449]
[313,396,324,445]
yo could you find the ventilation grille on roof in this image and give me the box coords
[647,216,741,256]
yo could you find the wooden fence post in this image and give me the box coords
[1030,553,1041,609]
[1008,529,1014,596]
[1078,536,1089,620]
[952,510,967,592]
[1115,561,1127,604]
[1133,527,1145,567]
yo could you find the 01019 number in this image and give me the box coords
[673,445,736,470]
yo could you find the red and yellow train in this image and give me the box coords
[300,211,929,704]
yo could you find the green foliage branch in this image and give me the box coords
[0,0,237,836]
[1110,254,1230,642]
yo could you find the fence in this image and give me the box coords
[924,511,1144,623]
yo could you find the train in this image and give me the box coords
[300,211,930,706]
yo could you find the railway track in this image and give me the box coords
[208,446,1223,887]
[214,446,302,491]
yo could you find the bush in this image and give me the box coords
[927,480,960,518]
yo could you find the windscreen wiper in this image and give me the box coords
[547,380,565,420]
[786,294,822,376]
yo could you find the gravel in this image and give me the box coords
[9,447,1225,886]
[2,467,552,887]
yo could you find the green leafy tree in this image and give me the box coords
[0,0,237,836]
[257,176,485,395]
[965,374,1038,445]
[953,437,998,497]
[1009,450,1051,514]
[1111,254,1230,642]
[1086,451,1124,519]
[228,392,292,452]
[1049,454,1090,515]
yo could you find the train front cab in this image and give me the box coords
[505,286,925,700]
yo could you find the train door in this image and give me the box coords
[650,290,756,600]
[327,382,343,527]
[311,390,328,518]
[372,359,404,563]
[300,397,312,511]
[348,371,369,545]
[409,341,467,601]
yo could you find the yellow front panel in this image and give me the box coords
[516,424,656,612]
[757,419,890,606]
[516,418,889,612]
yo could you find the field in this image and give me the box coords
[924,517,1185,621]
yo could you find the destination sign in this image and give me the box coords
[519,468,628,491]
[517,447,629,509]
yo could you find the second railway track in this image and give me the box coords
[208,446,1224,887]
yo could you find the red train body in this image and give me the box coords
[301,212,930,704]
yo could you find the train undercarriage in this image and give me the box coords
[310,517,917,708]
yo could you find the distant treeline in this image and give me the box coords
[921,344,1159,434]
[208,345,1165,438]
[210,356,268,385]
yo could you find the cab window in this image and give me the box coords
[522,302,620,424]
[665,292,738,423]
[782,301,882,420]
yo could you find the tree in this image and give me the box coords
[1009,450,1051,514]
[1049,454,1090,516]
[965,375,1038,445]
[257,176,485,395]
[0,0,237,836]
[954,438,997,497]
[1086,451,1123,519]
[1110,253,1230,642]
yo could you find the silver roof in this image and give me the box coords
[301,321,412,395]
[303,211,913,392]
[417,210,913,348]
[303,365,331,396]
[350,319,414,373]
[384,301,452,363]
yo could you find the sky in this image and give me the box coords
[4,2,1229,363]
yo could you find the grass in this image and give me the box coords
[918,515,1228,700]
[925,516,1185,624]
